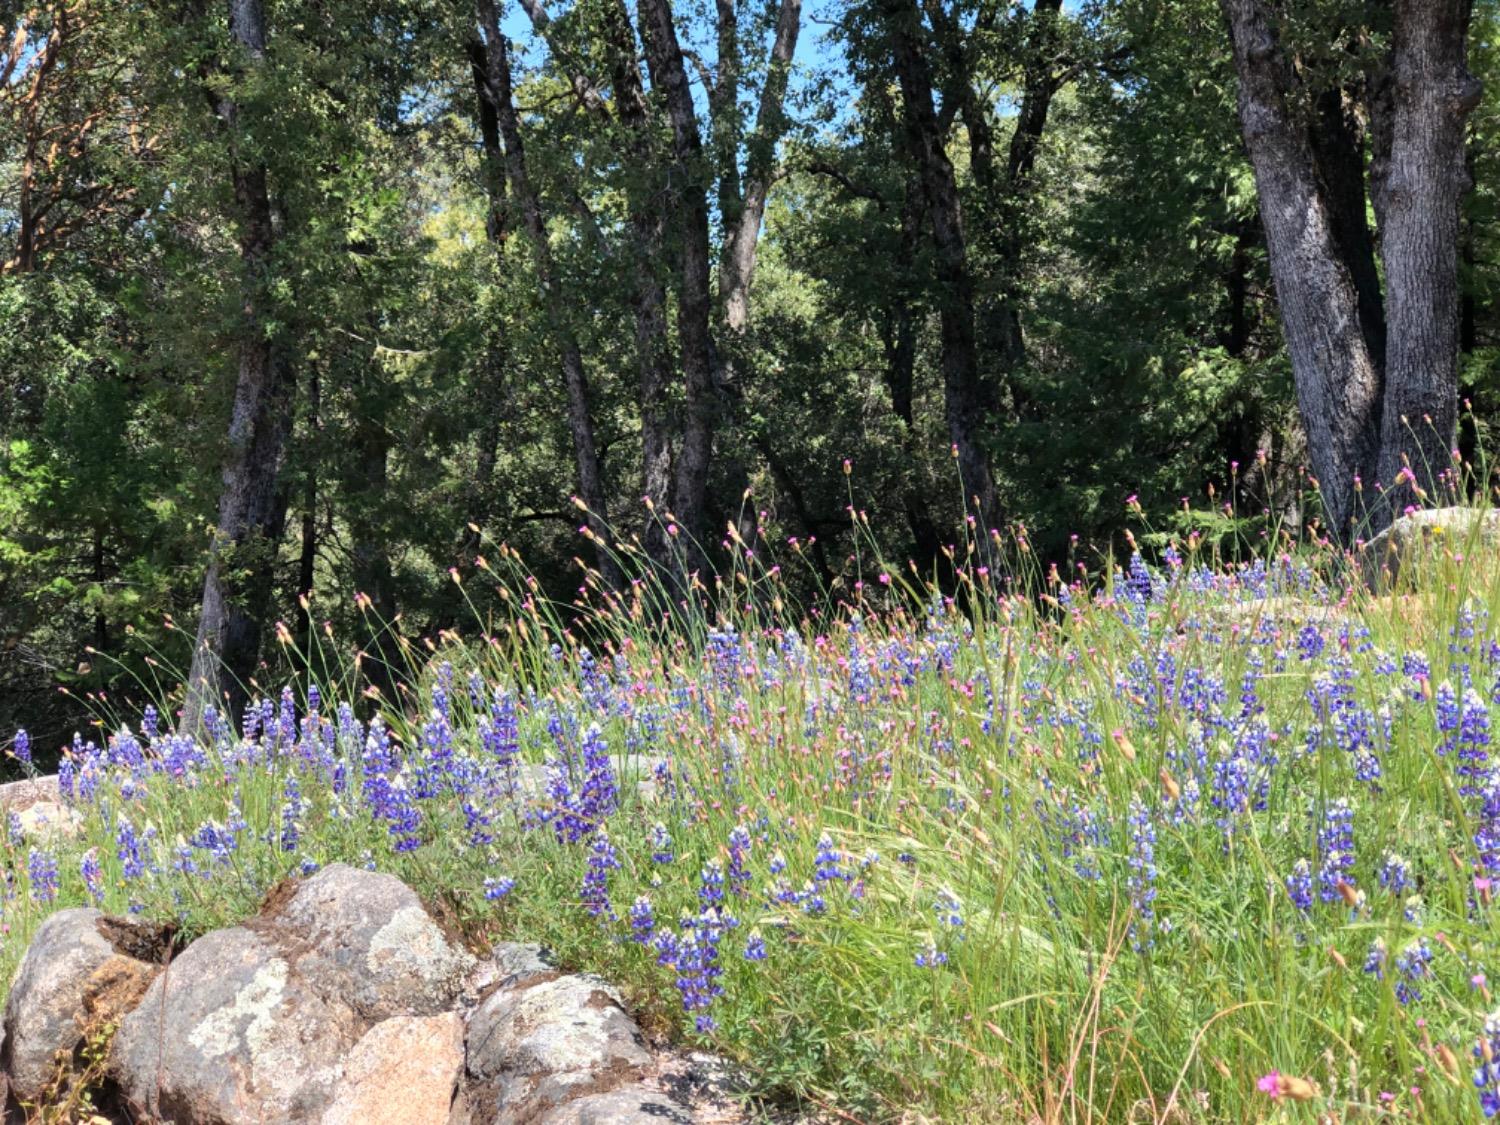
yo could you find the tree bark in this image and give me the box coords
[1220,0,1479,538]
[883,0,1001,557]
[883,177,945,573]
[182,0,294,735]
[636,0,718,572]
[717,0,800,338]
[597,0,678,567]
[294,369,319,665]
[1219,0,1387,538]
[475,0,621,590]
[1371,0,1481,504]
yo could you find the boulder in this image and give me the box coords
[460,942,555,1009]
[465,974,653,1123]
[110,926,363,1124]
[322,1012,465,1125]
[1,908,162,1105]
[13,799,83,841]
[1360,507,1500,590]
[0,865,738,1125]
[536,1082,694,1124]
[0,775,60,814]
[264,864,475,1021]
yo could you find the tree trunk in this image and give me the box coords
[350,403,401,703]
[462,35,513,557]
[1371,0,1480,506]
[475,0,621,590]
[181,0,294,735]
[884,0,1001,557]
[636,0,717,571]
[717,0,800,339]
[596,0,677,568]
[1220,0,1479,538]
[1219,0,1386,538]
[294,369,319,665]
[884,177,946,573]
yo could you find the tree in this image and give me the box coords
[181,0,296,733]
[1220,0,1483,539]
[473,0,620,590]
[1,2,156,275]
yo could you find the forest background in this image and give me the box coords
[2,0,1497,754]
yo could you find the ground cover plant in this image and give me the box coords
[6,512,1500,1122]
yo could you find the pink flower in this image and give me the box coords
[1257,1072,1281,1099]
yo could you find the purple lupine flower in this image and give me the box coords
[433,661,454,722]
[1437,680,1461,747]
[581,831,620,919]
[799,881,827,916]
[362,718,397,779]
[1479,773,1500,878]
[727,826,752,898]
[1472,1008,1500,1116]
[1316,798,1356,903]
[1295,624,1324,662]
[934,887,965,932]
[28,848,57,903]
[1285,859,1314,913]
[80,849,103,905]
[915,942,948,968]
[116,817,146,880]
[414,706,455,800]
[279,776,303,853]
[668,908,727,1032]
[699,859,726,909]
[483,876,515,901]
[1363,937,1387,980]
[813,832,848,883]
[481,691,520,798]
[11,729,30,765]
[743,932,767,961]
[650,822,674,865]
[365,775,422,853]
[1456,688,1492,795]
[549,724,618,844]
[629,895,655,944]
[463,800,495,848]
[1378,851,1411,895]
[1394,939,1432,1005]
[1126,799,1158,951]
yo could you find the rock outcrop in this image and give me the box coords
[1360,506,1500,590]
[0,865,739,1124]
[0,908,169,1109]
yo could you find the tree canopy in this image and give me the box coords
[2,0,1497,748]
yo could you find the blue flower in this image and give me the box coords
[27,848,57,903]
[484,876,516,901]
[581,831,621,919]
[1316,798,1356,903]
[628,895,655,944]
[1394,938,1432,1005]
[649,822,674,865]
[80,850,103,904]
[915,942,948,969]
[1285,859,1313,913]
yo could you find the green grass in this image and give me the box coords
[7,518,1500,1123]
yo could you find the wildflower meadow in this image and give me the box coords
[6,515,1500,1122]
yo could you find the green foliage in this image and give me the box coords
[6,534,1500,1120]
